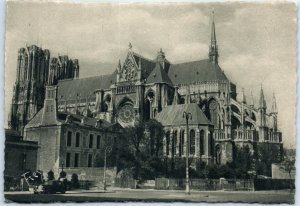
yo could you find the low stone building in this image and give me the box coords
[5,129,38,177]
[4,129,38,190]
[24,85,123,177]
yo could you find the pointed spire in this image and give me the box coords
[209,10,219,64]
[250,91,255,107]
[138,56,141,69]
[211,10,216,44]
[197,89,202,104]
[117,59,122,72]
[242,88,247,104]
[172,86,179,105]
[271,92,278,114]
[186,85,191,104]
[128,42,132,50]
[64,97,68,112]
[259,85,267,109]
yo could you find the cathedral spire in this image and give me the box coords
[117,59,121,71]
[242,88,247,104]
[209,10,219,64]
[271,92,278,115]
[259,85,267,110]
[186,85,191,104]
[250,91,255,107]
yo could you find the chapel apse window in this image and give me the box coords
[190,130,195,155]
[67,131,72,147]
[172,130,177,156]
[166,131,170,156]
[200,130,205,156]
[179,130,184,157]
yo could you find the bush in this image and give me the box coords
[71,173,80,189]
[59,171,67,178]
[47,170,54,181]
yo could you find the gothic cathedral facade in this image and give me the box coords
[10,16,283,165]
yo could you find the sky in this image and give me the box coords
[4,1,297,148]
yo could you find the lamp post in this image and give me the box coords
[183,111,192,195]
[103,146,111,191]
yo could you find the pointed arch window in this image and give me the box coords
[179,130,185,157]
[172,130,177,156]
[190,129,195,155]
[166,131,170,156]
[200,130,205,156]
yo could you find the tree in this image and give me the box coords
[255,143,281,177]
[280,149,295,192]
[115,119,165,181]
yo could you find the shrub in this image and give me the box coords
[47,170,54,181]
[71,173,80,189]
[59,171,67,178]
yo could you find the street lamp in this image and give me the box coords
[103,146,112,191]
[183,111,192,195]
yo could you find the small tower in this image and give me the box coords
[116,59,122,83]
[241,88,247,104]
[209,11,219,64]
[250,91,255,108]
[258,85,267,141]
[270,92,278,131]
[41,85,59,126]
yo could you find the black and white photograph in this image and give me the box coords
[3,0,297,204]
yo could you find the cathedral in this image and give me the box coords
[9,16,283,171]
[8,45,79,135]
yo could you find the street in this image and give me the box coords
[4,189,295,204]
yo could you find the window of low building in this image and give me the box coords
[75,132,80,147]
[74,153,79,167]
[97,135,101,149]
[67,131,72,147]
[66,152,71,168]
[89,134,94,148]
[88,154,92,167]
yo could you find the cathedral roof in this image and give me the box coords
[146,62,173,85]
[57,71,117,100]
[155,103,212,126]
[131,51,156,79]
[168,59,228,85]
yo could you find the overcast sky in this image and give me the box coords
[5,1,296,148]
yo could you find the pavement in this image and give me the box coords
[4,188,295,204]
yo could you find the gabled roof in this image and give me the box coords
[57,71,116,100]
[25,109,47,128]
[168,59,228,85]
[155,103,212,126]
[25,109,122,131]
[146,62,173,85]
[131,51,156,79]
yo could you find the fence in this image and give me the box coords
[254,179,295,191]
[114,177,137,189]
[156,178,254,191]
